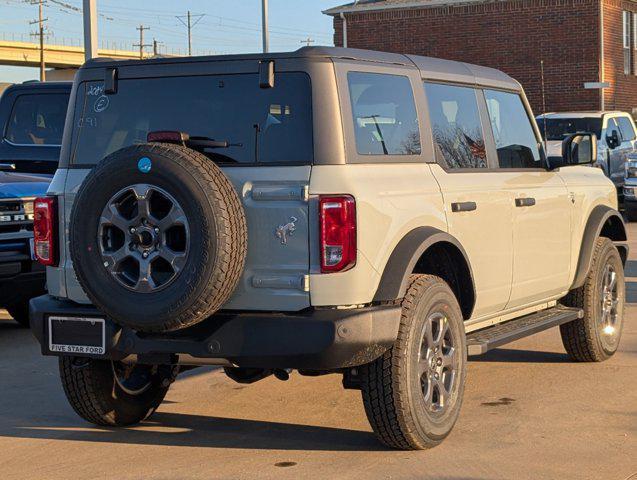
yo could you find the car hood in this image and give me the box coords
[0,171,52,199]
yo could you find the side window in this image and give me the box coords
[617,116,636,141]
[424,82,487,169]
[607,118,621,140]
[484,90,542,169]
[347,72,421,155]
[5,94,68,146]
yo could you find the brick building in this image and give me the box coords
[324,0,637,115]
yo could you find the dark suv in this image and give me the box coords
[0,81,71,325]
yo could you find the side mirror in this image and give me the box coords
[562,132,597,166]
[607,129,620,149]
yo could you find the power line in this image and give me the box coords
[132,24,151,59]
[175,11,204,56]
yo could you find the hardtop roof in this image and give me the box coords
[81,46,520,91]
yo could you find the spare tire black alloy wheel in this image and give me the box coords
[99,184,189,292]
[70,143,247,333]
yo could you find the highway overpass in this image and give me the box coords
[0,40,141,69]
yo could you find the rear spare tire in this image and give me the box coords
[70,143,247,332]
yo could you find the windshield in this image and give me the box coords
[73,72,313,165]
[536,117,602,141]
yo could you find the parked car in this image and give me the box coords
[536,111,637,197]
[0,81,71,325]
[29,48,626,450]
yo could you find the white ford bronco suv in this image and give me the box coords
[29,47,628,450]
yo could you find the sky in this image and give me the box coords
[0,0,344,83]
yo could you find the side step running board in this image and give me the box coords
[466,305,583,356]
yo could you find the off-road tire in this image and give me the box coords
[59,357,171,426]
[360,274,467,450]
[6,301,30,327]
[560,237,625,362]
[69,143,247,332]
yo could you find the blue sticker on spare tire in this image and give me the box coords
[137,157,152,173]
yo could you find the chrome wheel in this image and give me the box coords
[418,311,458,413]
[599,263,621,346]
[98,184,189,293]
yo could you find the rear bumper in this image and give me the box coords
[29,295,401,370]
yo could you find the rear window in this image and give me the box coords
[5,93,69,146]
[73,73,313,165]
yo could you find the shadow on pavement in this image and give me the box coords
[3,411,385,452]
[470,348,571,363]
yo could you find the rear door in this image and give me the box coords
[425,82,514,319]
[64,69,313,310]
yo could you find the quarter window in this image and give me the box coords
[348,72,421,155]
[424,82,486,169]
[5,93,68,146]
[617,116,636,141]
[484,90,542,169]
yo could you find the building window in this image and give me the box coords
[633,13,637,74]
[624,11,632,75]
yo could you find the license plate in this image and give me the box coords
[48,316,106,355]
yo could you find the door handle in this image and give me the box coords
[451,201,477,212]
[0,163,16,171]
[515,197,536,207]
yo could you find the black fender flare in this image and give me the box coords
[571,205,628,290]
[373,227,476,312]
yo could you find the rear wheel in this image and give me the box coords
[6,301,30,327]
[59,357,175,426]
[560,237,625,362]
[360,274,467,450]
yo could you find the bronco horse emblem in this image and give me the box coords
[275,217,297,245]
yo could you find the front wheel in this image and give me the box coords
[560,237,625,362]
[360,274,467,450]
[59,357,175,426]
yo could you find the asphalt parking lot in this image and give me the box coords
[0,232,636,480]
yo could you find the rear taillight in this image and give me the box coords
[319,195,356,273]
[33,196,57,266]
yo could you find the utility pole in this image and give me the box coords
[261,0,269,53]
[133,24,151,59]
[153,38,163,57]
[300,37,314,47]
[176,11,205,56]
[29,0,48,81]
[83,0,98,61]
